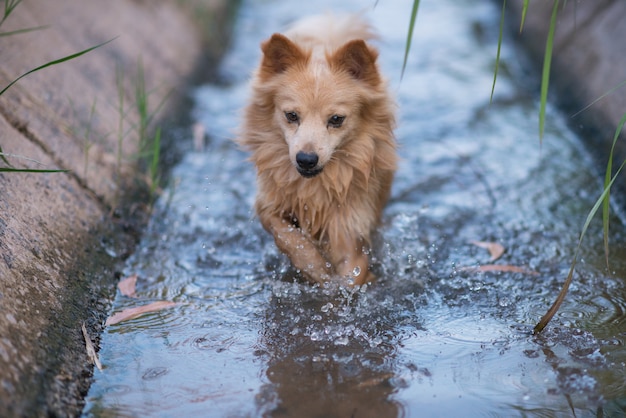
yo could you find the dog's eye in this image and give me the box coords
[285,111,299,123]
[328,115,345,128]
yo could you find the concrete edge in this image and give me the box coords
[0,1,238,416]
[507,0,626,210]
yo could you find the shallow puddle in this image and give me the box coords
[84,0,626,416]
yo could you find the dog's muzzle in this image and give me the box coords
[296,151,323,178]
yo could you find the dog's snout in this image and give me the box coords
[296,151,319,170]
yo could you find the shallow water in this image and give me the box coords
[84,0,626,416]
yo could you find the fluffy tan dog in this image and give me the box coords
[238,14,397,286]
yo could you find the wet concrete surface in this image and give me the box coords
[0,1,234,416]
[508,0,626,210]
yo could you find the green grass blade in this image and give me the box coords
[148,127,162,202]
[601,111,626,267]
[0,147,13,167]
[534,165,624,333]
[0,37,116,96]
[0,25,48,37]
[401,0,421,80]
[571,79,626,118]
[0,167,68,173]
[490,0,506,104]
[135,57,148,147]
[0,0,22,28]
[150,128,161,182]
[519,0,529,32]
[534,116,626,333]
[143,87,173,132]
[0,150,68,173]
[539,0,559,142]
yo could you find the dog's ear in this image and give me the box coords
[260,34,306,78]
[330,40,380,86]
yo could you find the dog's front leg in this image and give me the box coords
[335,244,372,286]
[262,215,332,283]
[333,239,374,285]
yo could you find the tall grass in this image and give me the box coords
[538,0,559,142]
[403,0,625,333]
[83,98,98,177]
[1,0,167,216]
[490,0,506,104]
[115,62,127,184]
[148,128,162,202]
[112,57,169,206]
[132,59,170,204]
[0,146,69,173]
[0,38,115,97]
[401,0,420,79]
[133,58,170,170]
[0,0,113,174]
[534,112,626,333]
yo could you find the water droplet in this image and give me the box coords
[352,266,361,277]
[334,336,349,346]
[369,336,383,347]
[321,302,333,313]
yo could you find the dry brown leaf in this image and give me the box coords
[459,264,538,275]
[470,240,505,261]
[118,274,137,298]
[193,122,206,151]
[81,322,103,371]
[106,301,177,326]
[356,373,395,388]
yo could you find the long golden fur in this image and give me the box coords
[238,14,397,286]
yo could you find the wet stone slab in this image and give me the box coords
[84,0,626,417]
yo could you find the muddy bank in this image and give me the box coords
[0,1,235,416]
[508,0,626,208]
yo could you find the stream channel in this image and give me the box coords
[84,0,626,416]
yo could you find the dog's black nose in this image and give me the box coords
[296,152,319,170]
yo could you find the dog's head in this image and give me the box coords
[259,34,381,178]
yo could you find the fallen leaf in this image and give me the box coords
[81,322,103,371]
[459,264,538,275]
[118,274,138,298]
[471,240,505,261]
[356,373,395,388]
[106,301,177,326]
[193,122,206,151]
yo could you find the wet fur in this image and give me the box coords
[238,14,397,285]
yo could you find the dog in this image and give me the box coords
[238,14,397,286]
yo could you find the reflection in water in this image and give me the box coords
[83,0,626,416]
[256,284,411,417]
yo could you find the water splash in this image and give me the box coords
[84,0,626,416]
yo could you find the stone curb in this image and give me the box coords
[508,0,626,207]
[0,1,235,416]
